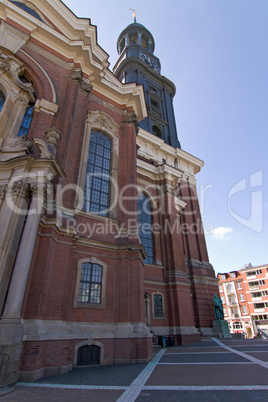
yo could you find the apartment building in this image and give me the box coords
[218,263,268,338]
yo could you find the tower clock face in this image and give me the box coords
[149,60,159,73]
[139,52,159,72]
[139,52,150,64]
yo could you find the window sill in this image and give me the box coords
[76,210,119,223]
[73,301,106,309]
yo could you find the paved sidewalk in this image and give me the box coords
[1,338,268,401]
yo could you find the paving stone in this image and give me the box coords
[35,364,147,386]
[2,338,268,402]
[160,352,250,363]
[137,390,268,402]
[145,364,268,386]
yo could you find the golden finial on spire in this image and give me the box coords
[129,8,137,22]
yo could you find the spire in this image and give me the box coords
[129,8,136,23]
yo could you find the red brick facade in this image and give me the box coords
[0,1,218,386]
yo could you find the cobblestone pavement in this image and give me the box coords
[1,338,268,401]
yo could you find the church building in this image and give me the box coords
[0,0,218,386]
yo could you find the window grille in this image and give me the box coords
[78,262,102,304]
[137,193,155,264]
[18,104,34,136]
[83,131,112,216]
[0,91,5,113]
[153,294,163,317]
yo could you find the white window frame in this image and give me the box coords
[73,257,107,309]
[75,110,120,219]
[239,293,245,302]
[242,306,248,315]
[152,291,165,319]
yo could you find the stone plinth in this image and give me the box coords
[213,320,231,338]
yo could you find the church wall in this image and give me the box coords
[0,0,219,385]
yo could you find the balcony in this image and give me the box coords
[227,301,238,306]
[254,308,265,313]
[227,289,235,295]
[249,285,260,290]
[230,314,240,318]
[246,274,256,280]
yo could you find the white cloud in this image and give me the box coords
[211,226,233,240]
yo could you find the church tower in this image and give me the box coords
[114,15,219,343]
[113,14,180,148]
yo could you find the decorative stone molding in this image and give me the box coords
[174,196,187,212]
[33,138,54,159]
[15,96,29,111]
[6,180,30,200]
[90,115,113,131]
[2,135,33,153]
[71,67,92,93]
[87,110,120,136]
[0,52,11,72]
[126,111,139,135]
[30,182,47,199]
[0,184,8,200]
[0,52,35,103]
[45,127,61,150]
[80,78,93,93]
[0,21,30,54]
[71,68,82,81]
[162,183,176,196]
[34,99,58,116]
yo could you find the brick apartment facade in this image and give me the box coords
[0,0,218,386]
[218,263,268,339]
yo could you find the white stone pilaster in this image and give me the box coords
[2,182,45,319]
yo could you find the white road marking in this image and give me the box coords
[212,338,268,369]
[17,382,127,390]
[116,348,166,402]
[143,385,268,391]
[158,362,254,365]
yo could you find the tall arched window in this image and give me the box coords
[83,131,112,216]
[17,104,34,137]
[138,193,155,264]
[0,91,5,113]
[152,124,161,138]
[153,293,164,317]
[227,284,233,293]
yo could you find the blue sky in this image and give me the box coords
[63,0,268,274]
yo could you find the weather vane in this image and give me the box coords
[129,8,137,23]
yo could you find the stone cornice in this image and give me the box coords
[0,1,147,121]
[0,152,65,179]
[137,128,204,175]
[137,158,197,187]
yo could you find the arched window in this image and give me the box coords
[17,104,34,137]
[227,283,233,293]
[0,91,5,113]
[83,131,112,216]
[152,125,161,138]
[138,193,155,264]
[153,293,164,317]
[78,262,102,304]
[77,345,100,366]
